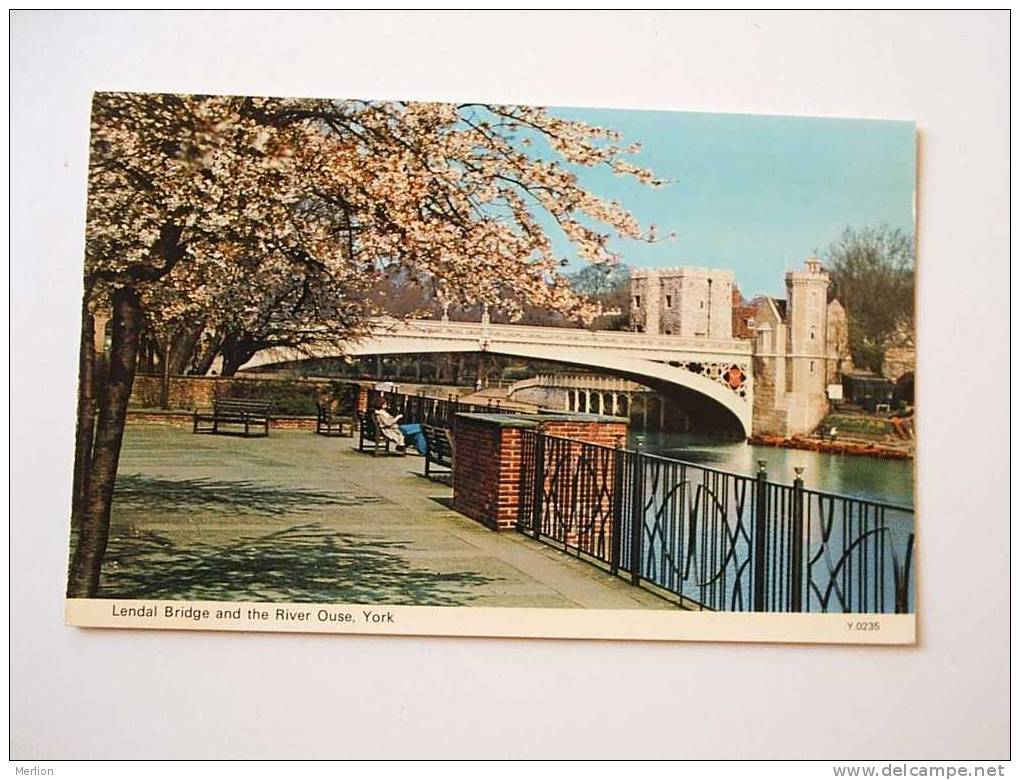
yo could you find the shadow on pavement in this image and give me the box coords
[114,474,384,515]
[98,523,497,606]
[426,496,456,510]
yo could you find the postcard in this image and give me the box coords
[65,92,917,644]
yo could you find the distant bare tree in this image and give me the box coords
[824,225,915,374]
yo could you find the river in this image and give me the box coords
[629,431,915,508]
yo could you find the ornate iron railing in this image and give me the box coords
[516,430,915,614]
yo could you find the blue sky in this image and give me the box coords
[546,106,916,298]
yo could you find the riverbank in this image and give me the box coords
[755,410,917,460]
[747,434,913,460]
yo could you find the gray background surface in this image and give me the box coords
[9,10,1010,759]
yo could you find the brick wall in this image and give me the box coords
[452,414,627,533]
[131,375,341,410]
[356,385,371,413]
[130,375,369,416]
[540,419,627,446]
[126,410,318,430]
[131,375,227,409]
[451,418,515,530]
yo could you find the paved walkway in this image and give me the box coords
[100,422,670,609]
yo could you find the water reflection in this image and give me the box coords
[630,431,915,508]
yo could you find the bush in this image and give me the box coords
[501,366,535,382]
[324,381,358,414]
[226,379,323,416]
[822,413,893,436]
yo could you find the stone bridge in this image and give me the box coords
[241,317,754,435]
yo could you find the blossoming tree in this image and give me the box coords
[69,92,663,597]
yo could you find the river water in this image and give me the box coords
[629,431,915,508]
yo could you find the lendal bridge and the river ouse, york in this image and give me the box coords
[110,256,913,615]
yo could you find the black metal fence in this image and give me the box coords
[517,430,915,614]
[369,389,508,428]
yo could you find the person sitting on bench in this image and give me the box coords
[373,400,407,453]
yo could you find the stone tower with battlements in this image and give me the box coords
[785,258,829,396]
[629,266,734,339]
[752,258,835,435]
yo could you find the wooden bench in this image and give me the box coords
[193,399,273,437]
[422,425,454,480]
[316,403,354,437]
[356,410,391,455]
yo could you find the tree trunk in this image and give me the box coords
[169,323,204,375]
[137,332,154,375]
[219,331,257,377]
[70,303,98,527]
[160,340,171,409]
[67,287,142,598]
[191,332,222,376]
[221,341,250,377]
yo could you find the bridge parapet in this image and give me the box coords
[368,317,752,361]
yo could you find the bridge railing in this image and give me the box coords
[367,316,754,356]
[512,373,649,392]
[516,430,915,614]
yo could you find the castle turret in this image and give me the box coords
[751,259,835,436]
[784,257,829,395]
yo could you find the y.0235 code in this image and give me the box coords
[847,621,881,631]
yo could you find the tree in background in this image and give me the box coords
[500,261,633,329]
[824,225,915,375]
[568,260,631,297]
[70,92,662,596]
[568,261,632,330]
